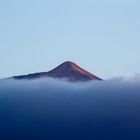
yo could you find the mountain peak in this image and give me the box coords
[13,61,102,82]
[46,61,102,81]
[61,61,78,67]
[63,61,74,64]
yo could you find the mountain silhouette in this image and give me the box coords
[13,61,102,82]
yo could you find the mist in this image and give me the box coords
[0,77,140,140]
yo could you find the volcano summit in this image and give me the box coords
[13,61,102,82]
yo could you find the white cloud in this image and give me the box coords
[0,77,140,140]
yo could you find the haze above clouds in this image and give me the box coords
[0,0,140,79]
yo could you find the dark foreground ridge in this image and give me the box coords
[13,61,102,82]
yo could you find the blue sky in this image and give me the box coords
[0,0,140,79]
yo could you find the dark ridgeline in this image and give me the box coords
[13,61,102,82]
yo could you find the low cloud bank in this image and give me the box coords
[0,77,140,140]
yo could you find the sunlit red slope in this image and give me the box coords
[13,61,102,82]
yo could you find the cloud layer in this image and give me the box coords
[0,77,140,140]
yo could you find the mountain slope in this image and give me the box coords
[13,61,102,82]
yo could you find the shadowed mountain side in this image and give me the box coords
[13,61,102,82]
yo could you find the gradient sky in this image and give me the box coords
[0,0,140,79]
